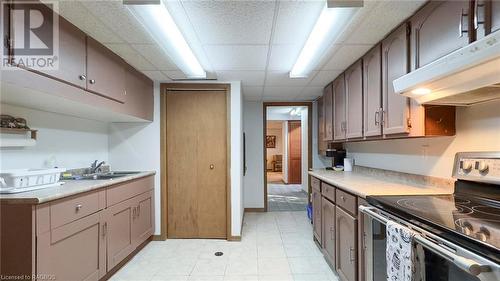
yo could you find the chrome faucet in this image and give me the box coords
[89,160,106,174]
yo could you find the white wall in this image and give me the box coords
[346,100,500,178]
[109,81,243,237]
[0,104,108,170]
[108,82,161,234]
[243,101,264,209]
[312,101,330,169]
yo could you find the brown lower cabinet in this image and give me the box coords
[322,197,336,266]
[336,206,358,281]
[312,186,322,244]
[0,175,154,281]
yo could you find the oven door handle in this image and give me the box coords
[359,206,492,276]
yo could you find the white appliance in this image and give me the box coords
[393,31,500,106]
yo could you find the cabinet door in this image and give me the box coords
[333,74,346,141]
[86,37,126,103]
[106,197,135,269]
[132,191,154,247]
[363,44,382,137]
[345,60,363,139]
[312,188,322,244]
[322,198,336,266]
[382,23,410,135]
[37,212,106,281]
[124,64,154,121]
[476,0,500,38]
[336,206,357,281]
[411,1,470,70]
[9,4,87,88]
[317,96,327,155]
[323,84,334,141]
[492,0,500,33]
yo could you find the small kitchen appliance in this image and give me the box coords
[360,152,500,281]
[326,148,346,169]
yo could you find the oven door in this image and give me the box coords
[360,206,500,281]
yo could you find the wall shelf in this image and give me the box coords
[0,128,38,147]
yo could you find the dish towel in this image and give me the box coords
[386,221,426,281]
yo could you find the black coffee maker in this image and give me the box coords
[326,148,346,168]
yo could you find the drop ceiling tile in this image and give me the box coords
[131,44,178,71]
[217,71,265,86]
[262,96,296,102]
[267,44,302,72]
[181,1,276,45]
[81,1,154,44]
[265,71,314,87]
[308,70,343,87]
[321,44,372,71]
[105,44,157,71]
[163,70,188,80]
[142,71,171,82]
[263,86,304,98]
[243,86,264,97]
[272,1,324,45]
[203,45,268,71]
[244,96,263,101]
[298,86,324,100]
[58,2,124,44]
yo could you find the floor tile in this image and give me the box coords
[258,258,291,275]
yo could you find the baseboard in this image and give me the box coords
[152,234,166,241]
[227,235,241,241]
[244,208,265,212]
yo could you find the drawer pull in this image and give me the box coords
[75,204,83,212]
[341,196,345,201]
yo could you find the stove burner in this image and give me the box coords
[454,197,471,204]
[472,206,500,217]
[396,198,473,215]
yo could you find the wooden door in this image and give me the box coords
[37,212,106,281]
[287,120,302,184]
[323,84,334,141]
[312,188,322,244]
[411,1,470,70]
[345,60,363,139]
[322,197,336,266]
[317,96,327,155]
[363,44,382,137]
[132,191,154,247]
[106,197,135,269]
[336,206,358,281]
[382,23,410,135]
[86,37,125,103]
[9,4,87,88]
[167,90,227,239]
[333,74,346,141]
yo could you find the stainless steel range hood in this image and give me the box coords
[393,31,500,106]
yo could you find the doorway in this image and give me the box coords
[263,103,312,212]
[160,83,231,239]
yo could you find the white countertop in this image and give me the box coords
[0,171,156,204]
[309,169,453,198]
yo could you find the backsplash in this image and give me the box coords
[0,104,108,170]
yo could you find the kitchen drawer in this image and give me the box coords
[311,177,321,192]
[50,190,105,229]
[336,189,357,216]
[321,182,336,203]
[107,176,154,207]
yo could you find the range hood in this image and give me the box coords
[393,31,500,106]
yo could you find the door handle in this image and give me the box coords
[210,164,215,170]
[75,204,83,212]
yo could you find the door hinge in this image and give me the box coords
[407,118,412,129]
[406,24,411,37]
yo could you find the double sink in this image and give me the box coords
[66,171,141,181]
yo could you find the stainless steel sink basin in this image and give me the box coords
[66,171,141,180]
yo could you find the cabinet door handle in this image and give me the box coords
[375,111,380,126]
[330,226,334,240]
[474,0,485,30]
[137,205,141,217]
[210,164,215,170]
[349,247,355,263]
[79,75,86,81]
[89,79,96,84]
[132,206,136,219]
[75,204,83,212]
[102,222,107,237]
[459,8,469,37]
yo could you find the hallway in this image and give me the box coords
[110,211,337,281]
[267,185,308,212]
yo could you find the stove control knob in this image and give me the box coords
[460,160,473,172]
[477,161,489,173]
[476,227,490,242]
[461,221,473,235]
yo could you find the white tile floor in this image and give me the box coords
[110,211,338,281]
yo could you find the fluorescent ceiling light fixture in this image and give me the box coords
[126,1,206,78]
[290,4,357,78]
[411,88,432,95]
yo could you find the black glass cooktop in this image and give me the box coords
[367,193,500,260]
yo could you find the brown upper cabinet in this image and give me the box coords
[124,65,155,121]
[362,44,382,138]
[323,84,334,141]
[382,23,411,136]
[410,1,471,71]
[317,96,328,155]
[474,0,500,39]
[87,38,126,103]
[345,60,363,139]
[333,74,346,141]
